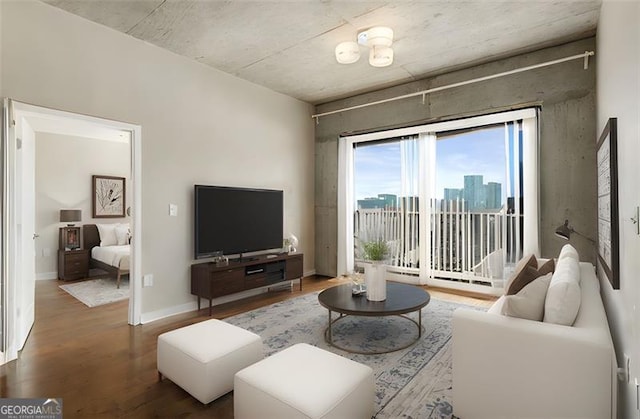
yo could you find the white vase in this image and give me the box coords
[364,261,387,301]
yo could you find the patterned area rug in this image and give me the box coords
[59,278,129,307]
[225,291,484,418]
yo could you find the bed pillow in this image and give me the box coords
[115,223,130,246]
[97,223,118,247]
[501,273,552,321]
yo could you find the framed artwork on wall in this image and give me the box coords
[92,175,125,218]
[596,118,619,289]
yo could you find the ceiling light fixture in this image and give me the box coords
[335,26,394,67]
[335,41,360,64]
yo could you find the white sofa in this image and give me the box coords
[453,261,617,419]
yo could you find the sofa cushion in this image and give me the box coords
[505,254,539,295]
[544,256,581,325]
[558,243,579,261]
[501,273,552,321]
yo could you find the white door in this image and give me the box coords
[1,98,10,364]
[14,110,36,350]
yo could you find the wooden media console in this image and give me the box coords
[191,253,304,315]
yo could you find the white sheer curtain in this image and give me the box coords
[337,136,355,276]
[504,117,540,263]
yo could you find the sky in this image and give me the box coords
[354,126,506,201]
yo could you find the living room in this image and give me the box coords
[1,0,639,418]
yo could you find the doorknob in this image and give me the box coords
[33,233,39,239]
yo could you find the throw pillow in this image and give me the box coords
[501,273,552,321]
[537,258,555,276]
[543,256,581,325]
[96,223,118,247]
[505,254,539,295]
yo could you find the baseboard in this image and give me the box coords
[141,274,314,325]
[140,301,197,324]
[37,272,57,280]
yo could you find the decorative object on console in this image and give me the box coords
[596,117,619,289]
[59,208,81,226]
[92,175,125,218]
[361,239,390,301]
[284,233,298,253]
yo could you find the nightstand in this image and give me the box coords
[58,249,89,281]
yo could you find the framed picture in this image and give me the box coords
[59,227,81,250]
[92,175,126,218]
[596,118,619,289]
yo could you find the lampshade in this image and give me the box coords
[369,45,394,67]
[555,219,596,244]
[335,41,360,64]
[60,209,82,226]
[555,219,572,240]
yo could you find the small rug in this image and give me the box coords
[224,291,485,418]
[59,278,129,307]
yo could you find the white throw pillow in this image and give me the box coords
[115,223,130,245]
[97,223,118,247]
[543,256,581,325]
[558,243,579,261]
[501,273,552,321]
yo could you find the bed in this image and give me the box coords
[83,224,130,288]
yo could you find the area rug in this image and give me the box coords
[224,291,485,419]
[59,278,129,307]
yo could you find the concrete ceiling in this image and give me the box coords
[43,0,601,105]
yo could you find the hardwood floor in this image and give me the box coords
[0,276,494,418]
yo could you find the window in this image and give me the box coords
[339,109,539,295]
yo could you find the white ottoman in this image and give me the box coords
[157,319,262,404]
[234,343,374,419]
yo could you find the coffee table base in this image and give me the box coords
[324,310,425,355]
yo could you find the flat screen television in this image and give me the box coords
[194,185,283,259]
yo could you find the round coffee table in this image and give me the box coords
[317,282,430,354]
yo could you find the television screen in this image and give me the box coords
[194,185,283,259]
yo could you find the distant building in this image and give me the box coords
[357,194,397,209]
[464,175,485,210]
[444,188,463,201]
[444,175,502,211]
[485,182,502,210]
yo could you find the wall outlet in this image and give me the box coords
[169,204,178,217]
[143,274,154,287]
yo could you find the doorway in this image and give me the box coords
[1,99,142,365]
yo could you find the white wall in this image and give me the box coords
[596,1,640,417]
[0,0,315,319]
[35,133,131,278]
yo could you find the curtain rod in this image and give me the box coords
[312,51,594,122]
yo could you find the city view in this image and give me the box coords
[357,174,503,211]
[353,125,507,212]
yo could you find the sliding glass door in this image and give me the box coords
[339,109,539,295]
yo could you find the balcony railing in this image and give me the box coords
[354,199,522,289]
